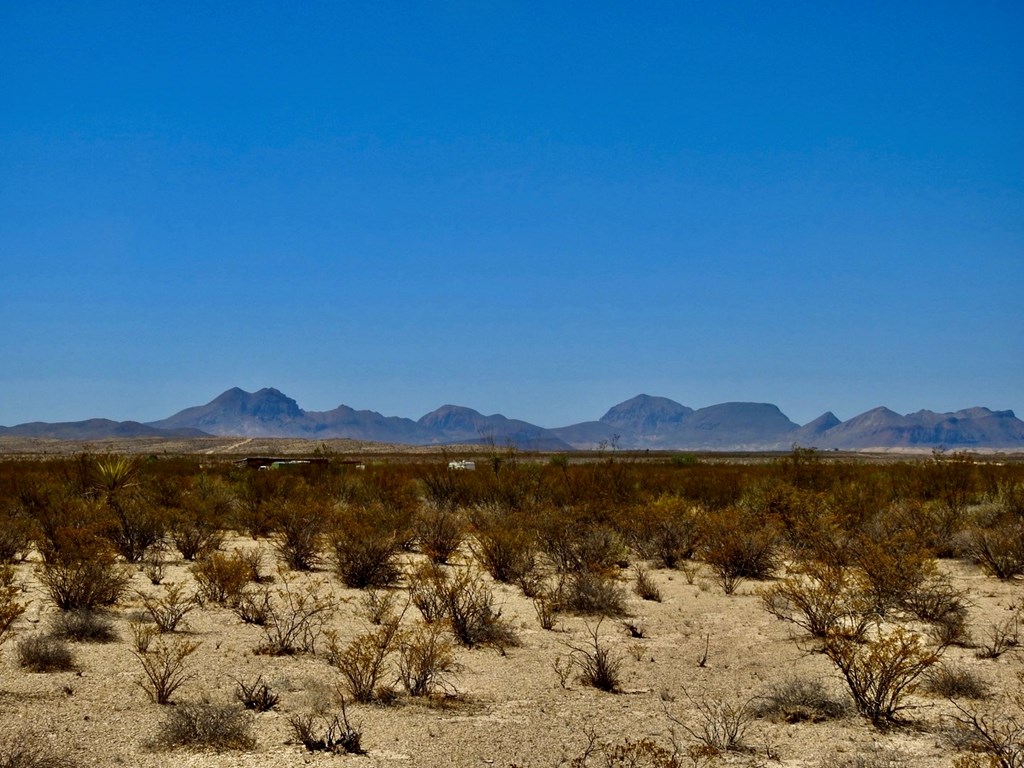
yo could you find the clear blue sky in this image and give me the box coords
[2,2,1021,428]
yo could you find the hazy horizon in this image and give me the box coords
[3,3,1021,428]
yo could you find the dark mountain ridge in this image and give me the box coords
[3,387,1022,451]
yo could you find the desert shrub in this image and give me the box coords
[154,698,255,751]
[0,566,26,645]
[922,663,988,699]
[819,744,912,768]
[168,473,231,560]
[142,552,167,585]
[415,506,465,564]
[191,550,253,605]
[17,634,75,672]
[904,575,973,646]
[409,562,451,623]
[171,521,225,562]
[533,593,558,631]
[137,583,200,632]
[666,687,757,754]
[633,566,662,602]
[698,505,780,594]
[0,510,33,563]
[104,494,166,563]
[0,730,79,768]
[288,700,364,755]
[37,531,131,611]
[759,564,873,641]
[233,586,273,625]
[543,519,629,576]
[631,495,700,569]
[822,624,941,726]
[134,636,200,704]
[273,496,330,571]
[470,509,539,586]
[359,587,402,626]
[853,521,937,616]
[553,732,683,768]
[946,676,1024,768]
[444,568,519,649]
[331,619,402,703]
[407,564,516,648]
[329,505,402,589]
[49,609,117,643]
[976,614,1020,660]
[129,620,157,653]
[235,675,280,712]
[563,620,623,693]
[753,677,850,722]
[965,512,1024,580]
[557,571,629,618]
[398,621,459,697]
[255,574,333,656]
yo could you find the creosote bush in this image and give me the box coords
[255,573,333,656]
[38,531,131,611]
[190,551,254,605]
[330,619,402,703]
[137,583,200,632]
[698,505,780,595]
[0,566,27,646]
[398,621,459,697]
[822,624,941,726]
[135,636,201,704]
[0,730,80,768]
[330,505,402,589]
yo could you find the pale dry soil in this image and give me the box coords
[1,538,1021,768]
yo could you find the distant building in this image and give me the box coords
[448,460,476,470]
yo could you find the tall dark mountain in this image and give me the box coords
[151,387,306,437]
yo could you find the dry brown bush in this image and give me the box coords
[698,505,781,594]
[329,504,402,589]
[190,550,253,605]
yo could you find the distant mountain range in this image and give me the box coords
[2,387,1023,452]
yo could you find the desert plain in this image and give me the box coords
[0,442,1022,768]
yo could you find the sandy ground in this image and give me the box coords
[1,537,1022,768]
